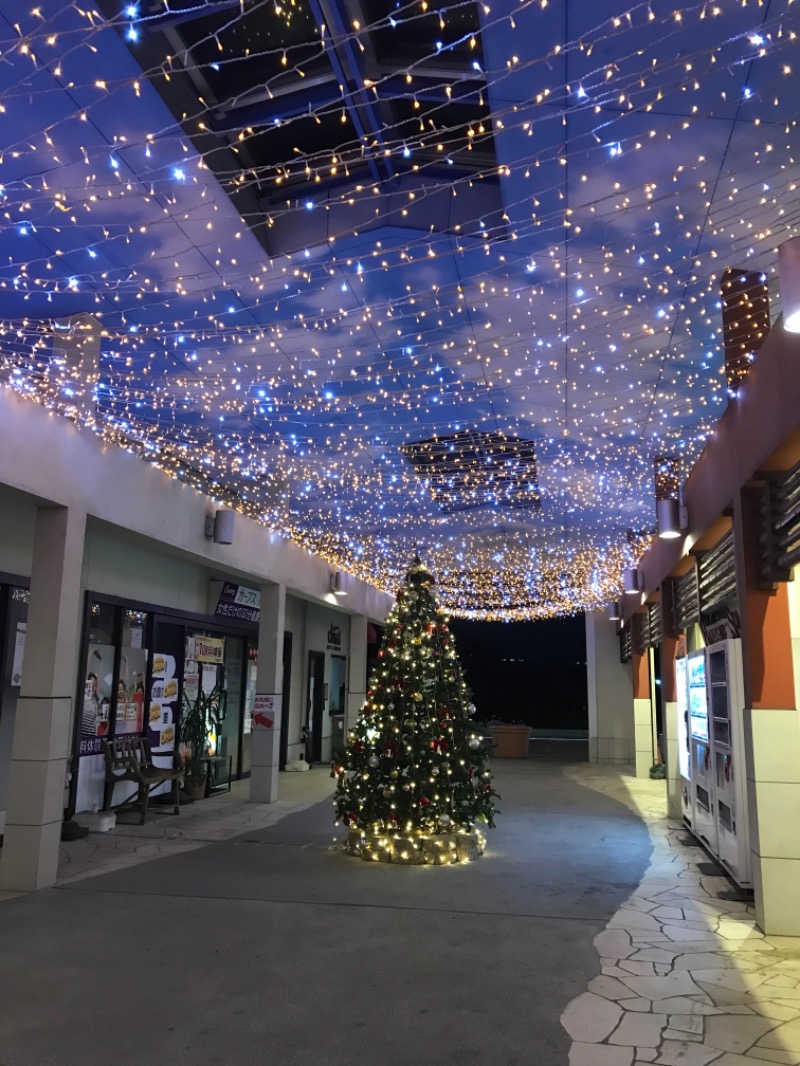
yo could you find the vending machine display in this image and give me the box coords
[706,639,751,887]
[675,657,692,826]
[687,650,717,855]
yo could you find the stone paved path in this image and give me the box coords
[562,766,800,1066]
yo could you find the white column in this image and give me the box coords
[744,573,800,935]
[633,698,654,779]
[0,506,86,891]
[346,614,368,733]
[585,611,634,765]
[250,583,285,804]
[663,700,682,819]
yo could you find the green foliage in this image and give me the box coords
[333,557,499,835]
[180,682,224,784]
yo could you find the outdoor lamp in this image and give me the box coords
[623,567,642,595]
[778,235,800,332]
[657,490,688,540]
[330,571,347,596]
[204,509,234,544]
[607,601,620,621]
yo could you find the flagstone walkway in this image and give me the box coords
[562,767,800,1066]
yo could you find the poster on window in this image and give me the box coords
[80,644,115,756]
[149,652,178,753]
[115,647,148,735]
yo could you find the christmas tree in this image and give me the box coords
[333,556,498,864]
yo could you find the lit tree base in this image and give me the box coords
[345,826,487,865]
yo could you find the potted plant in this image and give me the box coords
[179,682,223,799]
[489,719,530,758]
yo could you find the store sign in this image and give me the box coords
[215,582,261,623]
[253,693,276,729]
[187,635,226,664]
[701,608,741,646]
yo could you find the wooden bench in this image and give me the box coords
[103,736,182,824]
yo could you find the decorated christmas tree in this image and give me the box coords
[333,556,498,864]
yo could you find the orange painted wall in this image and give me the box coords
[738,492,796,710]
[661,633,679,703]
[632,648,650,700]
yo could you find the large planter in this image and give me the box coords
[490,724,530,758]
[183,775,207,801]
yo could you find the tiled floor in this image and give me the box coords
[55,767,336,886]
[562,766,800,1066]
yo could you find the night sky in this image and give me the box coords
[449,616,588,734]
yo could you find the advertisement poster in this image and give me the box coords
[80,644,115,756]
[11,622,25,687]
[115,647,148,736]
[149,652,178,754]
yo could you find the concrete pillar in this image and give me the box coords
[346,614,368,733]
[250,583,286,804]
[660,622,682,820]
[585,611,634,766]
[0,506,86,891]
[632,647,653,779]
[734,492,800,935]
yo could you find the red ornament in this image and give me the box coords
[419,796,430,807]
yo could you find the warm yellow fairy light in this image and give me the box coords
[0,0,792,617]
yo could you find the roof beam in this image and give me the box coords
[141,0,242,29]
[210,76,342,132]
[305,0,393,184]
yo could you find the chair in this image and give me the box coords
[103,736,181,825]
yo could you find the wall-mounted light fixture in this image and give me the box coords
[329,571,347,596]
[779,235,800,332]
[623,566,643,595]
[654,455,687,540]
[608,601,620,621]
[657,489,688,540]
[204,510,234,545]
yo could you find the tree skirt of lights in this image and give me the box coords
[345,825,486,865]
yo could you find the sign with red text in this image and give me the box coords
[253,694,276,729]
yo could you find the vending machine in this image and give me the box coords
[706,638,751,887]
[688,650,717,855]
[674,656,692,827]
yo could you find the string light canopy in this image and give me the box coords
[0,0,797,619]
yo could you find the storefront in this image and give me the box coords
[72,590,263,816]
[0,574,29,836]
